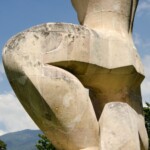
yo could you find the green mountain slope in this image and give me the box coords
[0,129,42,150]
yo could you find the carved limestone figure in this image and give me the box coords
[2,0,148,150]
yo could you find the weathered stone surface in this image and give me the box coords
[80,147,99,150]
[2,0,148,150]
[2,23,144,116]
[71,0,138,32]
[3,49,99,150]
[99,102,148,150]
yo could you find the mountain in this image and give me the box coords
[0,129,42,150]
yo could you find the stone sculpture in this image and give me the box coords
[2,0,149,150]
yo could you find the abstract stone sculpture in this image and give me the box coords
[2,0,149,150]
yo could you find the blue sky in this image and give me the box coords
[0,0,150,135]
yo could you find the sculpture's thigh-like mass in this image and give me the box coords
[2,0,149,150]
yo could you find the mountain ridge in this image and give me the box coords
[0,129,42,150]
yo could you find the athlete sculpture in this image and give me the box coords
[2,0,148,149]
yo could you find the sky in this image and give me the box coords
[0,0,150,136]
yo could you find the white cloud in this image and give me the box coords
[131,33,150,103]
[0,76,3,82]
[137,0,150,15]
[0,63,4,82]
[0,130,5,136]
[133,33,142,48]
[0,63,4,74]
[141,55,150,103]
[0,92,38,135]
[133,33,150,54]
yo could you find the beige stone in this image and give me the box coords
[2,0,148,150]
[80,147,99,150]
[99,102,148,150]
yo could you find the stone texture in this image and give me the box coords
[99,102,148,150]
[2,0,148,150]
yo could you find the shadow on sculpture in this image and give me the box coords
[2,0,149,150]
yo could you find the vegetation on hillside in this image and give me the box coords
[143,102,150,148]
[0,129,42,150]
[0,139,7,150]
[36,134,55,150]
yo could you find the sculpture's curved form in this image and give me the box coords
[2,0,148,150]
[72,0,139,32]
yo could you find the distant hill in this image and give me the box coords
[0,129,42,150]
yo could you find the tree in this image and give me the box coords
[36,134,55,150]
[0,140,7,150]
[143,102,150,148]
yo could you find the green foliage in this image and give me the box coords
[143,102,150,148]
[0,129,41,150]
[0,140,7,150]
[36,134,55,150]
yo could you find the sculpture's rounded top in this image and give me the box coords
[71,0,138,33]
